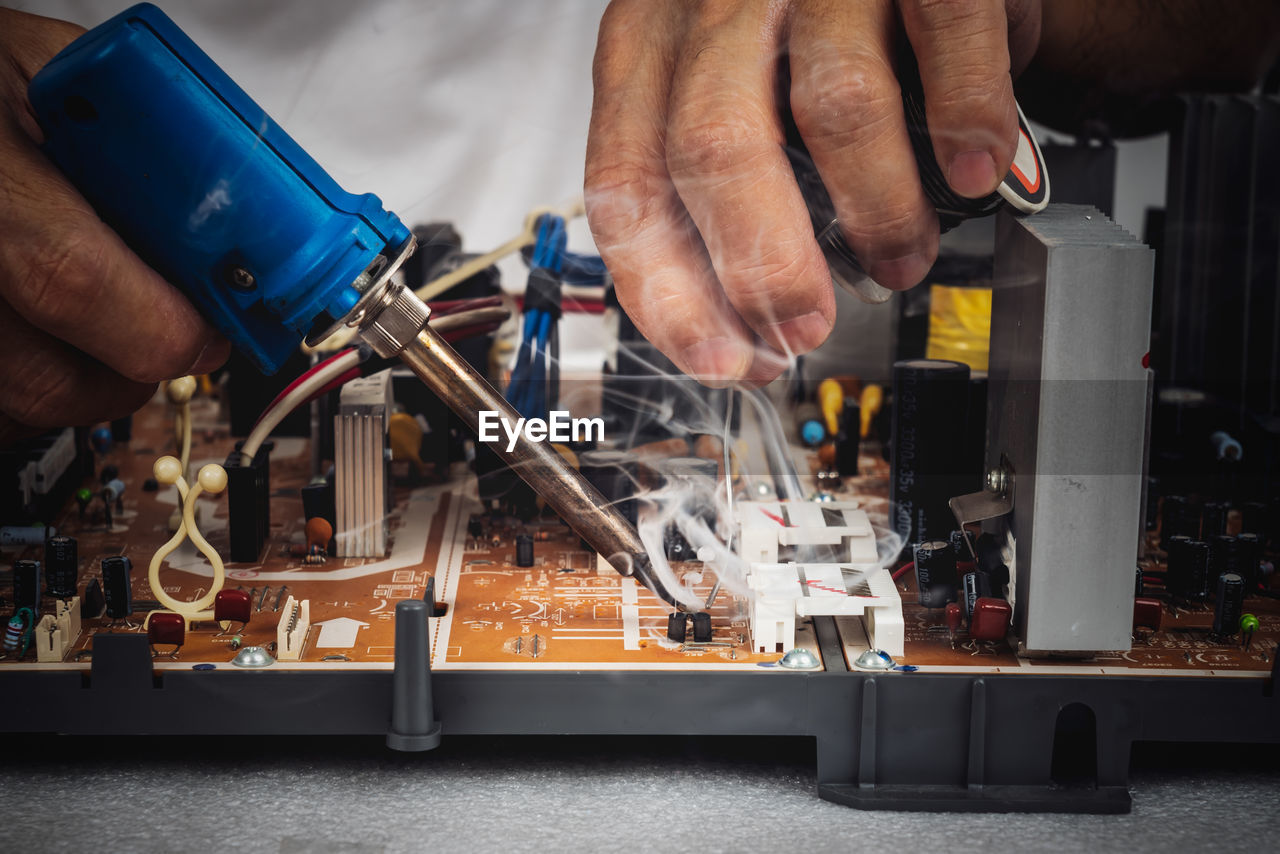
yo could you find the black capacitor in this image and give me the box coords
[666,612,688,642]
[835,397,861,477]
[691,611,712,643]
[579,450,640,527]
[514,534,534,568]
[890,359,970,546]
[1209,535,1239,585]
[1159,495,1196,549]
[81,577,105,619]
[1200,502,1229,540]
[44,535,78,599]
[961,571,990,618]
[101,555,133,619]
[1166,536,1209,602]
[1235,532,1261,592]
[1212,572,1245,636]
[1238,501,1268,540]
[914,540,959,608]
[12,560,42,614]
[949,529,975,563]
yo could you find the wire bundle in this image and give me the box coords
[507,215,572,418]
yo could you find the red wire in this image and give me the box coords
[761,509,789,527]
[428,296,503,316]
[892,561,916,582]
[255,348,357,426]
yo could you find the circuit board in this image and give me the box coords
[1,391,1276,678]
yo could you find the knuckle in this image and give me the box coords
[791,56,900,147]
[666,111,772,182]
[6,358,73,429]
[842,202,928,252]
[12,229,103,333]
[725,239,827,310]
[584,152,671,245]
[911,0,988,31]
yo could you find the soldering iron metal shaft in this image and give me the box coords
[352,277,677,607]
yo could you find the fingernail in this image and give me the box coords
[681,337,751,384]
[188,339,230,376]
[867,253,931,290]
[948,149,1000,198]
[765,311,830,354]
[743,344,790,387]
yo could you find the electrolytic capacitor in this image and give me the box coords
[949,529,975,562]
[1238,501,1268,541]
[834,397,861,477]
[1234,533,1261,593]
[44,535,78,599]
[1209,534,1239,585]
[12,560,42,614]
[1165,536,1209,602]
[101,555,133,619]
[890,359,970,546]
[914,540,958,608]
[1213,573,1245,637]
[515,534,534,568]
[961,571,990,618]
[1159,495,1196,549]
[1200,501,1229,540]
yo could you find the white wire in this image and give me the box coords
[239,349,362,466]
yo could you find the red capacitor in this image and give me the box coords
[148,611,185,647]
[214,588,253,624]
[944,601,963,633]
[1133,597,1163,631]
[969,597,1011,641]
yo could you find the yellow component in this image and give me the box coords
[148,457,226,622]
[550,443,579,470]
[817,378,846,436]
[388,412,427,476]
[859,384,883,439]
[925,283,992,371]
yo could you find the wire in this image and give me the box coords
[892,561,916,582]
[241,348,365,465]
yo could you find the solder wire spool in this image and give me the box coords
[786,48,1048,305]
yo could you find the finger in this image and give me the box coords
[0,301,155,435]
[663,1,835,356]
[586,0,762,385]
[789,0,939,291]
[900,0,1019,198]
[0,124,228,384]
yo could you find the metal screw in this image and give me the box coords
[228,267,256,291]
[986,467,1008,494]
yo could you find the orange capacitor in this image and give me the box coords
[306,517,333,554]
[817,378,847,436]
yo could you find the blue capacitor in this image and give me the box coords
[27,4,411,374]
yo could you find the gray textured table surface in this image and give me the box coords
[6,735,1277,853]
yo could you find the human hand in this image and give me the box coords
[586,0,1040,385]
[0,8,229,443]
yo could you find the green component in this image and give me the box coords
[75,487,93,504]
[230,635,243,650]
[1239,614,1260,634]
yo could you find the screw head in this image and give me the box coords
[986,468,1008,494]
[228,267,256,291]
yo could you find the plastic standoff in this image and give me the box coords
[386,598,442,752]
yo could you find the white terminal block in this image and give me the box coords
[737,501,902,657]
[275,595,311,661]
[35,596,82,663]
[335,369,393,558]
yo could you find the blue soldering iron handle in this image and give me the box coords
[27,3,411,374]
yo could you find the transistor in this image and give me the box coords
[913,541,959,608]
[12,559,42,615]
[666,612,688,643]
[101,556,133,621]
[44,535,78,599]
[691,612,712,643]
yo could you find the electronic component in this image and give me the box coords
[1132,598,1163,632]
[515,534,534,568]
[147,612,185,658]
[44,535,78,599]
[80,578,105,619]
[275,595,310,661]
[890,359,969,545]
[214,589,252,632]
[1200,501,1229,540]
[913,541,958,609]
[691,612,712,643]
[1235,532,1261,592]
[4,609,34,658]
[101,556,133,621]
[34,597,81,663]
[12,560,42,615]
[1,427,81,523]
[578,450,640,528]
[666,612,688,642]
[835,397,861,477]
[1160,495,1196,548]
[1213,573,1245,637]
[335,370,393,558]
[962,571,990,618]
[225,442,272,563]
[1166,537,1210,602]
[969,597,1012,642]
[1209,535,1240,587]
[305,517,333,563]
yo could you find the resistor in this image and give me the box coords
[3,608,34,657]
[305,517,333,563]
